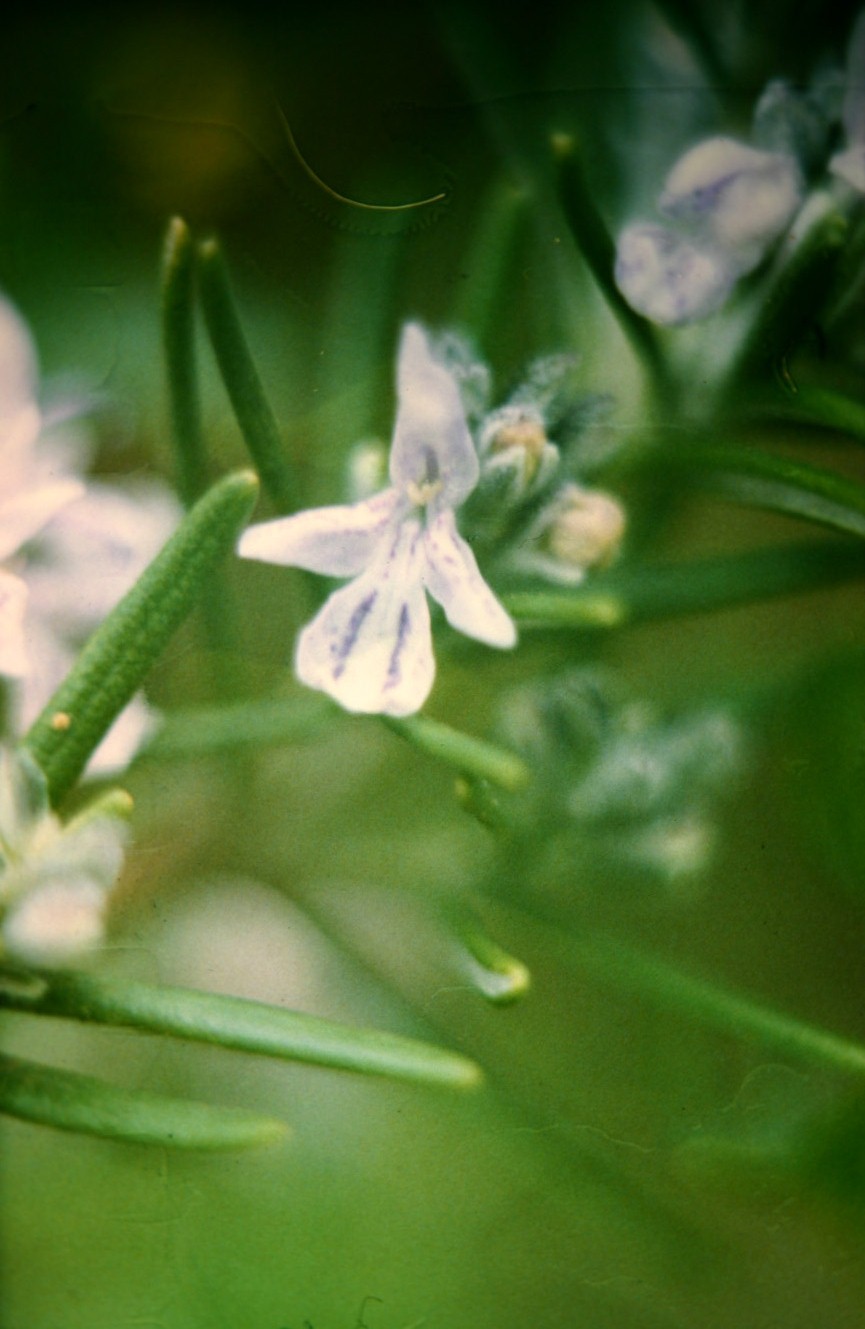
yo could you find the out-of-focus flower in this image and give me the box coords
[0,292,181,774]
[496,669,743,890]
[830,12,865,191]
[615,129,803,325]
[516,482,626,585]
[239,322,516,716]
[0,299,84,678]
[11,478,180,774]
[0,747,130,967]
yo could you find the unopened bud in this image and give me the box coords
[537,484,626,579]
[479,406,558,493]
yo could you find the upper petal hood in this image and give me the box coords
[389,323,479,509]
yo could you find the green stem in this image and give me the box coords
[382,713,531,792]
[197,238,295,513]
[563,931,865,1081]
[162,218,244,693]
[142,693,333,759]
[22,471,259,805]
[552,133,670,395]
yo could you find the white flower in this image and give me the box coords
[614,221,736,325]
[239,322,516,716]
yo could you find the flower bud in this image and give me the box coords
[614,222,735,325]
[524,483,626,585]
[479,405,558,492]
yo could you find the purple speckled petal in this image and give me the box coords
[295,517,435,715]
[422,508,516,649]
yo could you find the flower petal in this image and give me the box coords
[614,222,736,325]
[423,508,516,649]
[0,297,39,427]
[2,877,107,967]
[0,475,85,562]
[24,479,181,633]
[238,489,401,577]
[0,569,30,678]
[296,519,435,716]
[659,136,801,270]
[389,323,479,509]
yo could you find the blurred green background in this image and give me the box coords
[3,1,865,1326]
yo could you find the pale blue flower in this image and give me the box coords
[615,133,802,326]
[239,323,516,716]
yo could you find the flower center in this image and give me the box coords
[406,477,443,508]
[406,445,444,508]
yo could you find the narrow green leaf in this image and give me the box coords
[143,694,333,760]
[649,441,865,539]
[22,470,259,805]
[787,386,865,444]
[197,237,295,513]
[552,133,669,390]
[0,1051,287,1150]
[161,217,208,507]
[383,714,531,793]
[0,969,483,1090]
[569,934,865,1082]
[505,540,865,630]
